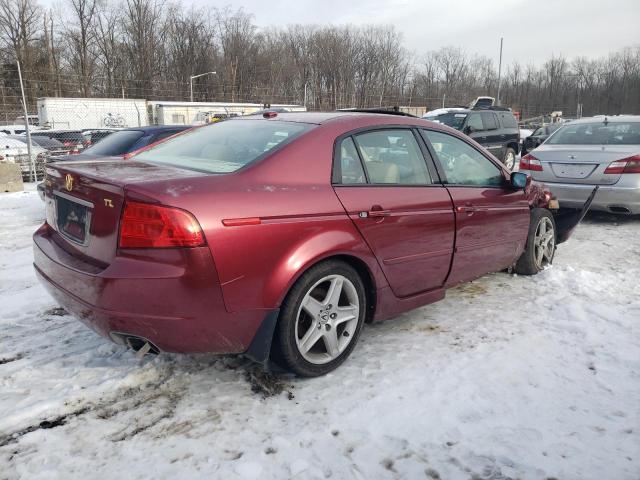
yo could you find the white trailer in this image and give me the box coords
[37,97,148,130]
[148,101,306,125]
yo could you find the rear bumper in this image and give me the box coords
[33,223,270,354]
[544,179,640,214]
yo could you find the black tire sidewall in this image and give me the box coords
[514,208,556,275]
[503,147,517,170]
[272,260,367,377]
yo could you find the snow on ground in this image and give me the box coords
[0,186,638,480]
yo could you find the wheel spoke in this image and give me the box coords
[323,328,340,358]
[299,324,322,353]
[324,277,344,307]
[535,245,544,265]
[333,305,357,325]
[301,295,323,317]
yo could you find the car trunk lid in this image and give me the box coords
[530,145,639,185]
[43,159,203,266]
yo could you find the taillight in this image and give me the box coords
[519,153,543,171]
[604,155,640,174]
[119,202,205,248]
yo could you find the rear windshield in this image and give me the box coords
[135,120,312,173]
[85,130,144,155]
[425,112,467,130]
[548,121,640,145]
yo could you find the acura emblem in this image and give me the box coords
[65,174,74,191]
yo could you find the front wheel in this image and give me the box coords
[503,147,517,170]
[271,260,366,377]
[514,208,556,275]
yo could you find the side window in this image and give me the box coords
[500,113,518,128]
[338,137,366,184]
[481,112,497,130]
[422,130,504,187]
[353,129,431,185]
[466,113,483,132]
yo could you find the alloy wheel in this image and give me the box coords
[534,217,555,269]
[504,150,516,170]
[294,274,360,365]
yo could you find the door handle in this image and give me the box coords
[368,209,391,218]
[362,205,391,218]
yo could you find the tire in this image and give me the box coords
[271,260,366,377]
[503,147,517,170]
[514,208,556,275]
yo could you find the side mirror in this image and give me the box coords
[463,125,474,134]
[510,171,528,189]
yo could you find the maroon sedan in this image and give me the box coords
[34,112,586,376]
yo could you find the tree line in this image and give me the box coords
[0,0,638,122]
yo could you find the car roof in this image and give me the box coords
[567,115,640,125]
[232,111,434,125]
[123,125,192,133]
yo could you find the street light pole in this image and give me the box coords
[190,71,217,102]
[496,37,504,106]
[17,60,36,182]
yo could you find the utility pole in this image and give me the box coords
[17,61,36,182]
[496,37,504,106]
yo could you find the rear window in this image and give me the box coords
[85,130,144,155]
[135,120,312,173]
[548,122,640,145]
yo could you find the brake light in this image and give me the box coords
[119,202,205,248]
[519,153,543,171]
[604,154,640,174]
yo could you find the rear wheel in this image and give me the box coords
[271,260,366,377]
[503,147,517,170]
[514,208,556,275]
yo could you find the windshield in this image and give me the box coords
[425,112,467,130]
[85,130,144,155]
[135,120,312,173]
[547,121,640,145]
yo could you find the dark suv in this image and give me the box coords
[423,107,520,169]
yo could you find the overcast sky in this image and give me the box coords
[196,0,639,65]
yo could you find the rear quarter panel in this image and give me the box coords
[124,122,389,313]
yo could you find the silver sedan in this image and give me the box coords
[520,116,640,214]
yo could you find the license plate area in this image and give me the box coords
[550,163,597,179]
[54,192,93,246]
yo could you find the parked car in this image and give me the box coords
[0,137,47,180]
[59,125,191,161]
[37,126,191,200]
[423,107,520,170]
[31,130,86,154]
[81,129,117,147]
[520,115,640,214]
[521,124,562,155]
[34,111,590,377]
[7,134,70,157]
[1,124,40,135]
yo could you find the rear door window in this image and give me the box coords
[352,129,431,185]
[466,113,483,132]
[481,112,498,130]
[135,120,312,173]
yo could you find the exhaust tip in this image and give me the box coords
[110,332,160,355]
[608,206,631,214]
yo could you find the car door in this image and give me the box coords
[332,128,455,298]
[480,112,504,158]
[421,129,530,285]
